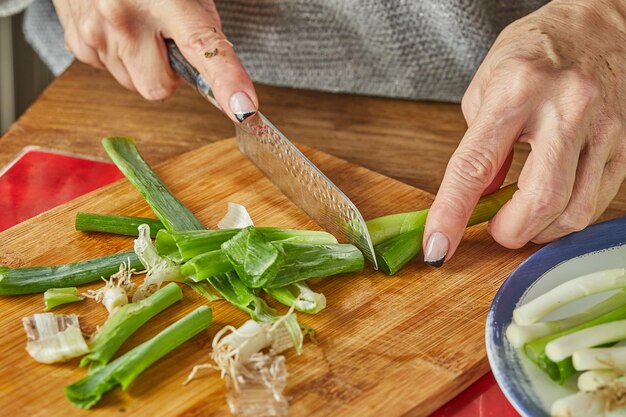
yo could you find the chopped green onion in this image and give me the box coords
[264,282,326,314]
[184,282,222,301]
[525,304,626,384]
[44,288,84,311]
[374,228,424,275]
[546,320,626,362]
[506,288,626,348]
[65,305,212,409]
[23,313,89,364]
[267,242,363,288]
[221,227,283,288]
[102,136,204,232]
[367,183,517,275]
[573,345,626,371]
[181,242,364,288]
[155,228,337,263]
[217,202,254,229]
[75,212,165,237]
[0,251,142,295]
[577,370,620,391]
[513,269,626,326]
[551,375,626,417]
[181,250,232,281]
[80,283,183,369]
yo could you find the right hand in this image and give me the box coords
[52,0,258,123]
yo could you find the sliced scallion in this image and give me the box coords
[65,305,212,409]
[75,212,165,237]
[0,251,142,295]
[44,287,84,311]
[23,313,89,364]
[80,282,183,369]
[102,136,204,232]
[264,282,326,314]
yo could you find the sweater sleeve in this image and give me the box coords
[0,0,34,17]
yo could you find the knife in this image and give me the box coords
[166,40,377,268]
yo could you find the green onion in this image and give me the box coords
[546,320,626,362]
[266,242,364,288]
[155,228,337,262]
[184,282,222,301]
[44,288,84,311]
[102,136,204,232]
[368,183,517,275]
[80,283,183,369]
[23,313,89,364]
[374,228,424,275]
[181,242,364,288]
[525,303,626,384]
[264,282,326,314]
[0,251,141,295]
[221,227,283,288]
[75,212,165,237]
[65,305,212,409]
[513,269,626,326]
[181,250,232,281]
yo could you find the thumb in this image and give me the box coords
[159,2,258,123]
[423,105,525,267]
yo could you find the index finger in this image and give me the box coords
[423,88,532,266]
[157,2,258,123]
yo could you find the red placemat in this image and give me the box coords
[0,147,520,416]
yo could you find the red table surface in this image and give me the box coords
[0,148,520,417]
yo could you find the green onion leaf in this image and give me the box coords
[43,287,84,311]
[102,136,204,232]
[75,213,165,237]
[0,251,142,295]
[65,305,212,409]
[80,282,183,369]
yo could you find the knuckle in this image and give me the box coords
[527,188,568,220]
[98,0,128,26]
[449,148,497,189]
[77,20,102,48]
[558,204,594,232]
[184,29,228,55]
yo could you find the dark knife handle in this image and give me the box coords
[165,39,219,109]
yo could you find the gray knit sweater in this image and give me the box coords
[6,0,549,102]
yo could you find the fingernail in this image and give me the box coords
[230,91,256,122]
[424,232,449,267]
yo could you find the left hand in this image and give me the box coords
[423,0,626,266]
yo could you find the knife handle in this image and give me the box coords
[165,39,220,109]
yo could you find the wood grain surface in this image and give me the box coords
[3,62,623,221]
[0,139,536,417]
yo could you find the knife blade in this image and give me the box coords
[166,40,377,268]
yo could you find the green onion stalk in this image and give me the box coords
[43,288,84,310]
[80,282,183,370]
[0,251,142,295]
[65,306,212,409]
[524,303,626,384]
[366,183,518,275]
[75,212,165,237]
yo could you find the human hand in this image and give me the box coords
[423,0,626,266]
[52,0,257,122]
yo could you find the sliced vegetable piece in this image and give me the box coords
[221,226,283,288]
[264,282,326,314]
[83,258,136,314]
[44,288,84,311]
[156,228,337,263]
[513,268,626,326]
[80,282,183,369]
[218,202,254,229]
[506,288,626,347]
[367,183,517,275]
[23,313,89,364]
[65,305,212,409]
[75,212,165,237]
[551,376,626,417]
[577,370,620,391]
[0,251,142,295]
[102,136,204,232]
[546,320,626,362]
[525,304,626,384]
[266,242,364,288]
[181,250,233,281]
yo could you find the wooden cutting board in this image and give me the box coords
[0,139,536,416]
